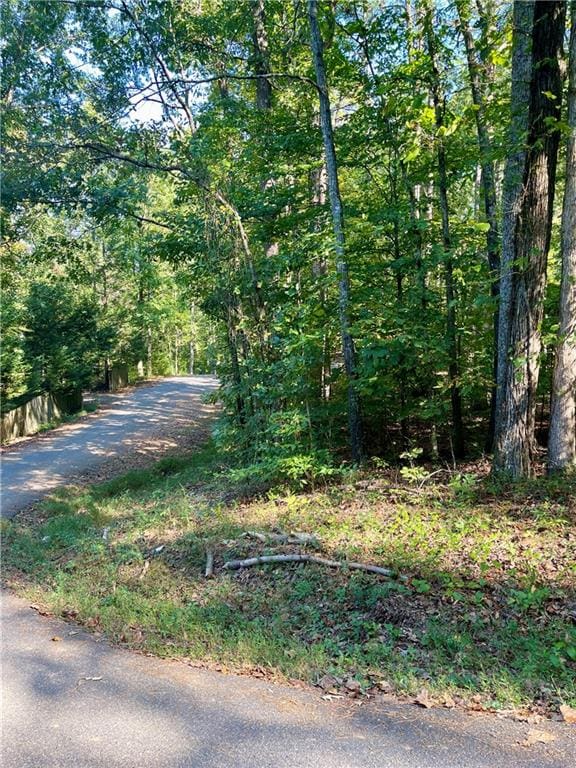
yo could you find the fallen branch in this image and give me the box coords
[242,531,320,546]
[222,553,405,579]
[418,469,446,489]
[205,550,214,579]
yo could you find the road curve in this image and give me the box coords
[0,376,218,519]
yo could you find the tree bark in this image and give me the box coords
[251,0,279,260]
[174,330,180,375]
[247,0,280,378]
[404,1,427,309]
[548,2,576,473]
[424,1,465,458]
[189,304,195,375]
[311,161,332,402]
[251,0,272,111]
[494,0,566,477]
[494,0,534,459]
[308,0,363,462]
[226,301,246,425]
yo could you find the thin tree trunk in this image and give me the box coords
[424,1,465,458]
[405,182,427,308]
[226,301,245,425]
[391,169,408,441]
[174,331,180,375]
[456,0,500,451]
[308,0,363,462]
[249,0,278,372]
[147,326,153,378]
[251,0,272,112]
[549,3,576,473]
[189,304,195,375]
[404,0,427,309]
[494,0,566,477]
[311,162,331,402]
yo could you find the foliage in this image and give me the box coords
[24,281,113,394]
[0,0,522,457]
[2,0,570,465]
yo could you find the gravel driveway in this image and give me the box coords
[0,376,218,519]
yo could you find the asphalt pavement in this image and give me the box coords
[2,592,574,768]
[0,376,218,518]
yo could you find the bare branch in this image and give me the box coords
[170,72,319,91]
[222,553,405,579]
[117,0,196,131]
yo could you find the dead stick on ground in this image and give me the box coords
[222,553,406,580]
[243,531,320,545]
[205,550,214,578]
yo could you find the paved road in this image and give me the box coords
[0,376,218,518]
[2,592,574,768]
[2,375,575,766]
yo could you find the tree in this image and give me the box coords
[548,1,576,473]
[24,281,113,395]
[308,0,363,462]
[493,0,566,477]
[456,0,500,450]
[423,0,465,458]
[2,0,571,472]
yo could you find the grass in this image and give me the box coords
[2,444,575,715]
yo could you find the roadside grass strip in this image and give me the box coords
[2,444,575,715]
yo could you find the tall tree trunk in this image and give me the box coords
[405,182,427,308]
[391,163,409,441]
[251,0,272,111]
[494,0,566,477]
[404,0,427,309]
[226,300,246,425]
[174,330,180,375]
[424,2,465,458]
[548,3,576,473]
[308,0,363,462]
[495,0,533,442]
[456,0,500,451]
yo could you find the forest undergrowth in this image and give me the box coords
[2,441,575,719]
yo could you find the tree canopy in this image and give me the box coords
[2,0,574,477]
